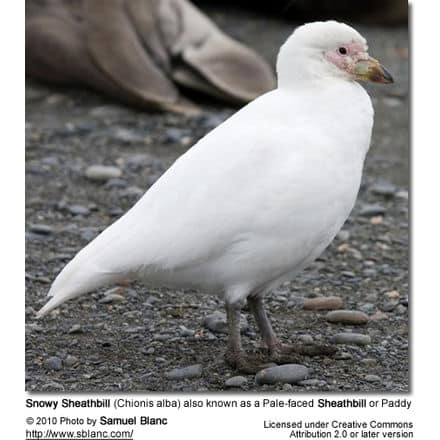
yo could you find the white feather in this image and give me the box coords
[37,21,374,318]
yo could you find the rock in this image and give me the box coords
[332,332,371,346]
[396,190,408,200]
[298,334,314,344]
[370,311,388,321]
[165,364,202,380]
[303,296,343,311]
[370,182,396,197]
[165,128,188,143]
[26,323,44,334]
[335,351,352,360]
[336,230,350,241]
[99,287,126,304]
[179,326,195,337]
[29,224,53,235]
[89,105,122,118]
[45,356,63,371]
[365,374,381,382]
[68,324,83,334]
[395,304,407,315]
[142,347,155,355]
[400,297,408,307]
[359,204,386,217]
[203,311,247,334]
[225,376,247,388]
[383,97,401,107]
[382,300,399,312]
[105,178,128,189]
[299,379,327,387]
[64,355,79,367]
[338,243,350,252]
[113,128,144,144]
[41,382,65,392]
[255,364,308,385]
[99,293,126,304]
[385,290,400,298]
[325,310,369,325]
[69,205,90,216]
[363,269,377,277]
[361,358,378,367]
[85,165,122,182]
[359,303,375,314]
[120,186,144,198]
[370,216,383,225]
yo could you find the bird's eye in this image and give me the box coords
[338,47,348,55]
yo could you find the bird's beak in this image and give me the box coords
[353,57,394,84]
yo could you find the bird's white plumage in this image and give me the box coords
[37,21,374,318]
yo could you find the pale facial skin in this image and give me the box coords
[325,41,394,83]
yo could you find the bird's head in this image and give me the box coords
[277,21,393,87]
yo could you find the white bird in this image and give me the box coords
[37,21,393,373]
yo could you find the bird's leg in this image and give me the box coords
[247,296,336,363]
[224,300,264,374]
[247,295,281,353]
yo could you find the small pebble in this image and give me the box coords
[225,376,247,388]
[99,293,126,304]
[336,230,350,241]
[365,374,381,382]
[298,334,314,344]
[29,224,53,235]
[113,128,144,144]
[383,97,401,107]
[370,182,396,197]
[332,332,371,346]
[382,301,399,312]
[41,382,65,392]
[255,364,308,385]
[395,304,407,315]
[359,204,386,217]
[396,190,408,200]
[303,296,343,311]
[299,379,326,387]
[363,269,377,277]
[326,310,369,324]
[45,356,63,371]
[361,358,378,367]
[359,303,376,314]
[165,364,202,380]
[203,311,247,334]
[385,290,400,298]
[68,324,83,334]
[69,205,90,216]
[370,311,388,321]
[64,355,78,367]
[99,287,126,304]
[85,165,122,182]
[335,352,352,360]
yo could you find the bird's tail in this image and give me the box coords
[36,241,121,318]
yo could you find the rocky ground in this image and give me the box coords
[25,10,409,392]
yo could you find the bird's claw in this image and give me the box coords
[270,342,337,363]
[224,350,267,374]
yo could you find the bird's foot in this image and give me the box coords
[270,342,337,364]
[225,350,266,374]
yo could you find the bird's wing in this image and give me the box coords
[38,92,296,313]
